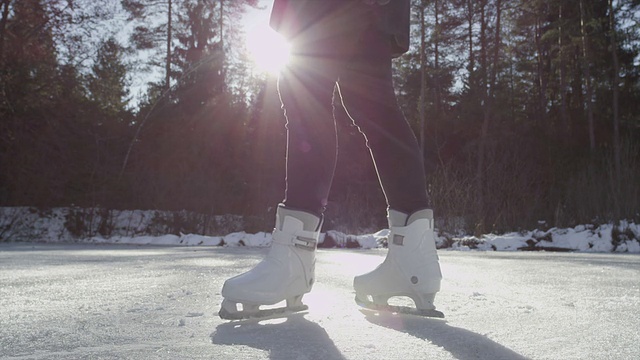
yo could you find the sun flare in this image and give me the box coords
[245,23,291,75]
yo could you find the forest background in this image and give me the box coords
[1,0,639,236]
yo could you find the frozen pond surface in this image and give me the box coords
[1,244,639,359]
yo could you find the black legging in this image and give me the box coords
[277,14,428,216]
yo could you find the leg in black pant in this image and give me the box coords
[277,56,341,216]
[336,31,429,214]
[279,26,429,216]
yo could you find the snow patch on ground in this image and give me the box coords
[1,207,639,253]
[442,223,640,253]
[84,232,275,247]
[322,229,388,249]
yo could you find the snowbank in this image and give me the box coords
[443,223,640,253]
[1,207,639,253]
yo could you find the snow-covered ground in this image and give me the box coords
[1,243,639,359]
[2,207,639,253]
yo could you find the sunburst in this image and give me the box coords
[245,23,291,75]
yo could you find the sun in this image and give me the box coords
[245,23,291,76]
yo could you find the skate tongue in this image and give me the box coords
[388,209,434,227]
[387,209,409,227]
[407,209,433,225]
[276,205,323,232]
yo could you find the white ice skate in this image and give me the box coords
[219,205,322,320]
[354,208,444,318]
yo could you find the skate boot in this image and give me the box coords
[354,208,444,318]
[219,205,322,320]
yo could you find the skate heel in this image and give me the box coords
[357,293,389,304]
[369,294,390,306]
[286,294,309,312]
[411,292,436,310]
[219,299,236,316]
[218,299,254,320]
[286,294,304,308]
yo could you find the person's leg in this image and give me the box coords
[339,28,442,315]
[219,62,337,319]
[278,58,341,216]
[219,5,361,319]
[277,1,371,216]
[336,31,429,214]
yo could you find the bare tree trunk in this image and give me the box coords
[0,0,10,67]
[475,0,487,228]
[479,0,487,91]
[466,0,474,74]
[488,0,501,104]
[534,13,548,126]
[558,3,570,134]
[476,0,501,231]
[609,0,621,183]
[580,0,595,152]
[165,0,172,91]
[433,0,441,118]
[419,0,426,160]
[219,0,226,87]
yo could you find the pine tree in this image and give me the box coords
[122,0,176,91]
[87,37,131,120]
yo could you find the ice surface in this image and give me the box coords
[1,244,638,359]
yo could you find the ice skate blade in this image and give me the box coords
[218,304,309,321]
[355,296,445,319]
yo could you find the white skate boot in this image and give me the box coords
[354,208,444,318]
[219,205,322,320]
